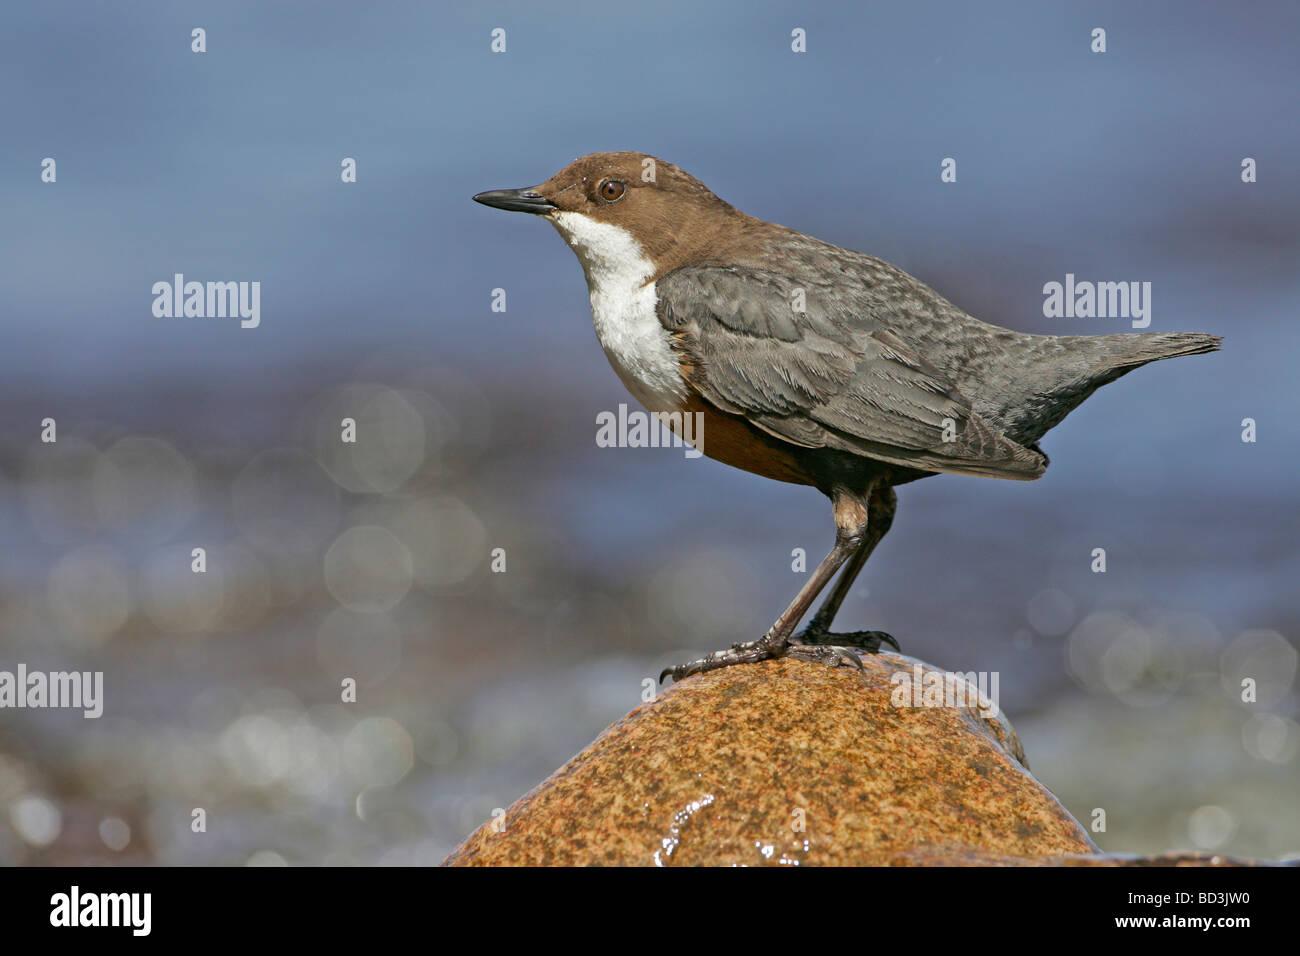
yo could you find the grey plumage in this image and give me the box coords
[656,232,1220,482]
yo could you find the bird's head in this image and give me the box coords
[474,151,740,279]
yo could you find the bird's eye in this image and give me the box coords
[599,180,626,202]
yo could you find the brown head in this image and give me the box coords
[473,151,747,279]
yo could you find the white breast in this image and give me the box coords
[549,212,687,412]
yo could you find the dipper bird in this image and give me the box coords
[472,152,1221,684]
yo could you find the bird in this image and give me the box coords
[472,152,1221,684]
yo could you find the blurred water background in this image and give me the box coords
[1,0,1297,864]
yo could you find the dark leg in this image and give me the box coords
[660,485,874,683]
[793,484,899,651]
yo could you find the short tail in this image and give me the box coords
[1002,330,1222,445]
[1097,331,1223,371]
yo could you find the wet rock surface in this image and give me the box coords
[443,654,1104,866]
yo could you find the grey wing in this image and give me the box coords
[656,265,1047,480]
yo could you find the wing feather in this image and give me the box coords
[657,265,1046,480]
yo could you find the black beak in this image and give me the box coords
[472,187,556,215]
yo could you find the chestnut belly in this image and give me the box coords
[665,393,816,486]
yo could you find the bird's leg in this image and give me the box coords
[793,484,900,652]
[660,487,871,683]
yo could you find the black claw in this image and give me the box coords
[658,628,887,683]
[660,663,697,684]
[792,626,901,653]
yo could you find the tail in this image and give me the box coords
[997,331,1222,444]
[1090,331,1223,372]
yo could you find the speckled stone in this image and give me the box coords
[442,654,1102,866]
[888,847,1292,866]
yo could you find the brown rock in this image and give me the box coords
[442,653,1101,866]
[886,846,1288,866]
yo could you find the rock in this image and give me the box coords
[442,653,1102,866]
[884,847,1283,866]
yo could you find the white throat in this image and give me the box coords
[549,211,687,411]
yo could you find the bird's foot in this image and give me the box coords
[659,632,866,684]
[792,622,900,653]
